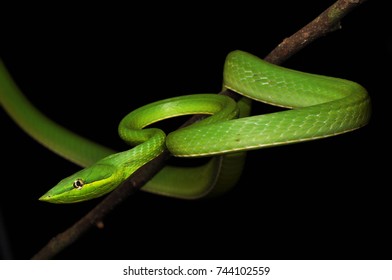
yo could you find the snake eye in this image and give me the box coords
[73,179,85,190]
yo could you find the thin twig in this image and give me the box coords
[31,0,368,259]
[265,0,368,64]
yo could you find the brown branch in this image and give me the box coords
[31,0,368,259]
[265,0,368,65]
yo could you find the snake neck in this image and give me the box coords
[104,129,167,183]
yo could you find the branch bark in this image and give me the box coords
[31,0,368,259]
[264,0,368,64]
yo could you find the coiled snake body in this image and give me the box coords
[0,51,371,203]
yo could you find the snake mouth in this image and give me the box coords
[38,192,70,203]
[38,191,103,204]
[38,193,52,202]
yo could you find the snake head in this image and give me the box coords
[39,163,119,203]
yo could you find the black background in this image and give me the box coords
[0,1,389,259]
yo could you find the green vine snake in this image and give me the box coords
[0,51,371,203]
